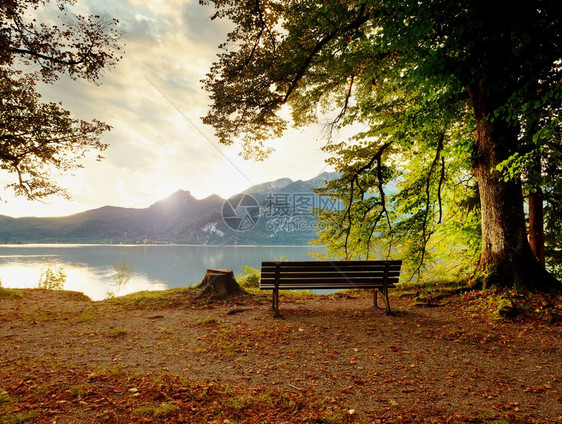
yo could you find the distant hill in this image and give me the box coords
[0,172,339,244]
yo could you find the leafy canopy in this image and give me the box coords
[202,0,561,279]
[202,1,561,156]
[0,0,122,199]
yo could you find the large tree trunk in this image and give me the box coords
[527,125,546,267]
[528,188,546,267]
[470,90,560,292]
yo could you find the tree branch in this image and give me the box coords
[283,4,369,102]
[326,74,355,142]
[409,133,445,281]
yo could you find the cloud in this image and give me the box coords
[1,0,333,218]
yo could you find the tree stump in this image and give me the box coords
[193,269,248,301]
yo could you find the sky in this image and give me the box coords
[0,0,338,218]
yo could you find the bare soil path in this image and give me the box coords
[0,288,560,423]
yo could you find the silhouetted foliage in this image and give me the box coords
[0,0,122,199]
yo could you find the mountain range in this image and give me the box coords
[0,172,338,245]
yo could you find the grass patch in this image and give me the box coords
[199,315,218,325]
[103,287,197,310]
[58,291,91,302]
[280,289,314,297]
[0,410,38,424]
[133,401,179,417]
[462,288,562,323]
[393,280,470,304]
[109,329,129,338]
[67,385,90,398]
[0,387,38,424]
[0,389,10,404]
[0,287,21,300]
[75,310,94,323]
[105,286,265,310]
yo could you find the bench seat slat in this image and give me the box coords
[259,284,396,289]
[261,274,398,284]
[261,267,400,275]
[261,271,401,279]
[259,279,400,284]
[261,270,400,277]
[261,264,401,272]
[261,262,401,267]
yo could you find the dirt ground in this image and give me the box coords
[0,288,561,423]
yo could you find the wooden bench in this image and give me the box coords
[259,260,402,317]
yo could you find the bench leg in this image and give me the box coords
[383,286,392,315]
[272,289,283,318]
[374,288,392,315]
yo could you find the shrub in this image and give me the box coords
[236,266,260,288]
[106,257,133,298]
[37,265,66,290]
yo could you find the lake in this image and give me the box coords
[0,244,324,300]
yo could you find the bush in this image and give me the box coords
[37,265,66,290]
[237,266,260,288]
[106,257,133,298]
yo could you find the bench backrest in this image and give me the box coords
[259,260,402,290]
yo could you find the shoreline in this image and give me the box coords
[0,243,321,248]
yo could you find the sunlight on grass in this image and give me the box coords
[109,329,129,338]
[0,286,20,300]
[199,315,218,325]
[103,287,197,310]
[133,401,179,417]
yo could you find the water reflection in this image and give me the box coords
[0,244,322,300]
